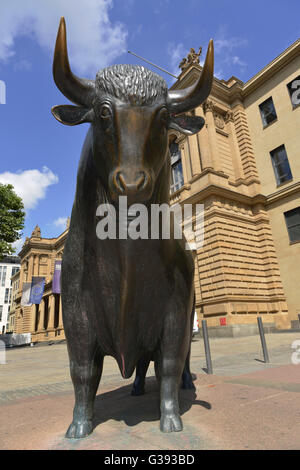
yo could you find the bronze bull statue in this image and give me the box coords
[51,17,214,438]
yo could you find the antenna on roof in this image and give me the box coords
[128,50,179,79]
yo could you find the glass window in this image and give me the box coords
[4,288,10,303]
[270,145,292,185]
[170,143,184,194]
[259,97,277,127]
[11,267,19,277]
[287,75,300,109]
[284,207,300,243]
[1,266,6,286]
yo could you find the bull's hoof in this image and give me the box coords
[65,419,93,439]
[160,413,183,433]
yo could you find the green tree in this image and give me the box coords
[0,183,25,259]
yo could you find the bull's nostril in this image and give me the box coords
[113,170,149,194]
[114,171,125,192]
[136,172,147,190]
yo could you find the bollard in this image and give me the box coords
[257,317,270,363]
[202,319,213,374]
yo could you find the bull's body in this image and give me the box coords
[63,129,194,379]
[51,18,213,438]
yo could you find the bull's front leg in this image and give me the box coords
[66,346,103,439]
[62,293,103,439]
[156,310,190,433]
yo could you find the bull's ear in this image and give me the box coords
[168,114,205,135]
[51,105,94,126]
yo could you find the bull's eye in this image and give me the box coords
[99,104,113,132]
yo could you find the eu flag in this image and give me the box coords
[29,277,45,304]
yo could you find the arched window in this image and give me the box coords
[170,142,184,193]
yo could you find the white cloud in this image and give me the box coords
[53,216,68,229]
[232,56,247,67]
[214,37,248,55]
[0,0,128,75]
[0,166,58,210]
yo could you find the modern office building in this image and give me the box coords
[0,256,20,333]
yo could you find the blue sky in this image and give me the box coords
[0,0,299,251]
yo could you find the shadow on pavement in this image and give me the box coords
[92,376,211,431]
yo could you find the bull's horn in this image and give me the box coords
[53,17,95,107]
[167,39,214,114]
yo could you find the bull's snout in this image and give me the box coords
[110,168,152,199]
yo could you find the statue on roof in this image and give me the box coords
[31,225,41,238]
[179,46,202,71]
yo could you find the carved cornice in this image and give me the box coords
[202,99,215,113]
[224,110,234,123]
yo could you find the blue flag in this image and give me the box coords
[52,260,61,294]
[29,276,45,304]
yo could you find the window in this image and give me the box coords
[0,306,2,322]
[170,143,184,193]
[287,75,300,109]
[284,207,300,243]
[11,267,19,277]
[4,288,10,303]
[259,97,277,127]
[0,266,7,286]
[270,145,292,185]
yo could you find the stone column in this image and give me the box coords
[203,100,222,172]
[188,134,201,176]
[38,299,45,331]
[30,304,36,333]
[33,254,40,276]
[27,255,34,280]
[183,139,193,181]
[225,110,244,180]
[179,141,189,184]
[58,295,63,328]
[195,105,213,170]
[48,256,53,281]
[48,295,56,330]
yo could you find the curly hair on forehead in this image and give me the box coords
[95,64,168,106]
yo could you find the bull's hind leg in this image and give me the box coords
[131,354,151,396]
[181,303,196,390]
[156,309,190,433]
[181,346,196,390]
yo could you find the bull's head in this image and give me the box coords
[52,18,214,203]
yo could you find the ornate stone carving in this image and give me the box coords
[202,99,214,114]
[179,47,202,71]
[214,112,225,129]
[224,110,234,123]
[31,225,41,238]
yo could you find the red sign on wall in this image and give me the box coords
[220,317,226,326]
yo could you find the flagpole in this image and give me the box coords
[128,51,179,79]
